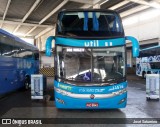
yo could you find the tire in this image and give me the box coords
[24,79,30,90]
[146,97,150,101]
[142,72,146,79]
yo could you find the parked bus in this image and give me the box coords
[46,9,139,109]
[0,29,39,96]
[136,45,160,78]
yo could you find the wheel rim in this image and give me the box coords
[25,82,29,89]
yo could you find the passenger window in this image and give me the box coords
[1,43,13,57]
[25,50,33,58]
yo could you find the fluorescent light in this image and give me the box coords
[13,32,25,36]
[100,0,109,6]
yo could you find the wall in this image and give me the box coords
[36,28,55,68]
[36,29,55,51]
[123,8,160,68]
[123,8,160,41]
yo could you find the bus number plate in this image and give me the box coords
[86,103,99,107]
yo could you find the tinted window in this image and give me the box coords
[140,47,160,57]
[0,43,13,57]
[57,11,124,38]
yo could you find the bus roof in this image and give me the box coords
[140,45,160,51]
[0,29,38,50]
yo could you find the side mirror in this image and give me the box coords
[45,36,55,57]
[125,36,139,57]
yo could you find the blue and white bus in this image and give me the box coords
[46,9,139,109]
[0,29,39,96]
[136,45,160,78]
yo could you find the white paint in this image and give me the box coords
[123,8,160,41]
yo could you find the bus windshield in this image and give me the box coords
[57,11,124,38]
[56,46,125,85]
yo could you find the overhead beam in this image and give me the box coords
[120,5,150,18]
[3,0,11,20]
[80,4,92,8]
[109,1,130,10]
[39,0,68,24]
[25,0,69,37]
[93,0,107,5]
[13,0,41,33]
[35,27,55,39]
[0,19,54,27]
[15,35,35,39]
[127,0,160,9]
[25,26,37,36]
[0,0,11,28]
[69,0,93,5]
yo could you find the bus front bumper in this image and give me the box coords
[54,90,127,109]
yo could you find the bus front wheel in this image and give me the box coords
[142,72,146,79]
[24,78,30,90]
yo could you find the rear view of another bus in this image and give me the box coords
[136,46,160,78]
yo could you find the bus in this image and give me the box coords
[0,29,39,96]
[45,9,139,109]
[136,45,160,78]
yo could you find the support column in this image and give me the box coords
[34,39,36,46]
[37,37,42,51]
[158,38,160,45]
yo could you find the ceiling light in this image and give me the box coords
[100,0,109,6]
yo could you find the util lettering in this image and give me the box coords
[84,40,112,47]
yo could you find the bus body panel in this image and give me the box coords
[136,53,160,77]
[0,29,39,96]
[54,81,127,109]
[0,57,39,95]
[54,80,127,109]
[55,91,127,109]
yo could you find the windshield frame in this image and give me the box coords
[55,10,124,39]
[55,45,127,86]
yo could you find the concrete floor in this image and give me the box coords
[0,75,160,127]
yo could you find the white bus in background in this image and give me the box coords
[136,46,160,78]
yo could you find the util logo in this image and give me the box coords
[84,40,113,47]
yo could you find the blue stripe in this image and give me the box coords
[83,12,88,31]
[92,12,99,31]
[55,37,125,47]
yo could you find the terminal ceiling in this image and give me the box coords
[0,0,160,39]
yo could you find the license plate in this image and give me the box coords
[86,103,99,107]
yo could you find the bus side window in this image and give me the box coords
[1,43,13,57]
[156,48,160,55]
[24,50,33,59]
[17,48,26,58]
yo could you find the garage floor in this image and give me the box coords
[0,75,160,127]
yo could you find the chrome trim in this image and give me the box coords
[55,87,127,99]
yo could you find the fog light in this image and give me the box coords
[118,98,126,104]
